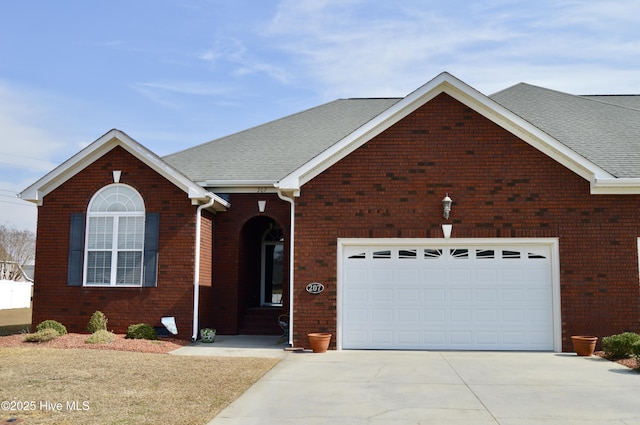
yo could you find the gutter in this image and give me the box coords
[277,189,295,347]
[192,193,216,342]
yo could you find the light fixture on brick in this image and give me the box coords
[442,193,452,219]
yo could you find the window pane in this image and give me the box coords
[451,248,469,259]
[399,249,417,259]
[116,252,142,285]
[90,185,145,212]
[424,249,443,259]
[87,217,113,249]
[373,250,391,259]
[118,216,144,249]
[476,249,495,259]
[502,250,521,259]
[265,244,283,304]
[86,251,111,285]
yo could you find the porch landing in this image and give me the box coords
[171,335,287,358]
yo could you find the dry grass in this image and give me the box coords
[0,347,279,424]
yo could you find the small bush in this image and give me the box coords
[24,328,59,343]
[87,311,108,334]
[602,332,640,359]
[85,329,116,344]
[125,323,158,340]
[35,320,67,336]
[631,342,640,367]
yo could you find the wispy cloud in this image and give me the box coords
[132,80,235,109]
[197,37,292,84]
[0,84,66,172]
[265,0,640,96]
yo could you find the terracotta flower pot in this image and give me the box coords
[308,332,332,353]
[571,335,597,356]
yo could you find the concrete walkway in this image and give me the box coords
[202,349,640,425]
[171,335,288,358]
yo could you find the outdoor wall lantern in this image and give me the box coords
[442,194,452,219]
[258,200,267,213]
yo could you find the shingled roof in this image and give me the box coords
[163,98,400,184]
[163,76,640,187]
[490,84,640,178]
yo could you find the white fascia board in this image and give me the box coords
[444,83,613,183]
[21,129,125,204]
[590,178,640,194]
[277,72,615,195]
[277,73,452,193]
[190,190,230,211]
[19,129,225,209]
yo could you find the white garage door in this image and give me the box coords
[341,241,556,351]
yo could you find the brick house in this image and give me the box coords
[21,72,640,351]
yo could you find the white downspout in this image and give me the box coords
[277,190,295,346]
[192,194,216,342]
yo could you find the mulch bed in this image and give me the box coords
[594,351,640,370]
[0,332,190,354]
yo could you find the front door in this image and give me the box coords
[261,226,283,306]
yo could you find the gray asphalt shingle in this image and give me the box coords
[163,98,400,182]
[490,84,640,178]
[163,82,640,184]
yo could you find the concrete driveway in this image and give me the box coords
[205,349,640,425]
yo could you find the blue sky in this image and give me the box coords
[1,0,639,232]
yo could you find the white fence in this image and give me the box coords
[0,279,33,309]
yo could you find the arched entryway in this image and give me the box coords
[238,216,287,335]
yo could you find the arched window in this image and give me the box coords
[84,184,145,286]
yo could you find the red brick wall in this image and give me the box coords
[32,146,201,339]
[292,93,640,351]
[209,193,291,333]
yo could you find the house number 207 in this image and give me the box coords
[306,282,325,294]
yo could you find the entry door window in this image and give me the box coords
[261,226,284,306]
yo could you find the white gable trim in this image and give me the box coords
[20,129,230,210]
[277,72,625,195]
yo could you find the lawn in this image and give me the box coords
[0,346,279,424]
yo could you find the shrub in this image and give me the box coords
[125,323,158,340]
[87,311,108,334]
[35,320,67,336]
[24,328,59,343]
[631,342,640,368]
[85,329,116,344]
[602,332,640,359]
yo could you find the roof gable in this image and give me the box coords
[277,72,627,195]
[20,129,229,210]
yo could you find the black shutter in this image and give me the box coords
[67,213,85,286]
[143,213,160,287]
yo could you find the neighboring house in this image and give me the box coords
[21,72,640,352]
